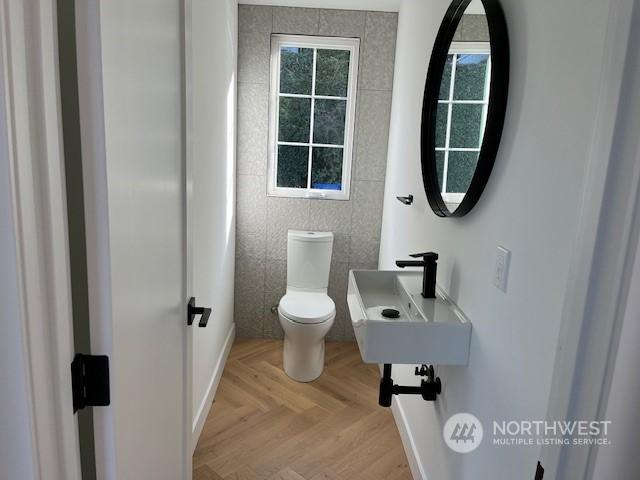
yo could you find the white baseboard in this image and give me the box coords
[391,397,428,480]
[191,322,235,453]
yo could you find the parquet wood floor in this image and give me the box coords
[193,339,413,480]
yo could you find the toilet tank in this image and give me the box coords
[287,230,334,290]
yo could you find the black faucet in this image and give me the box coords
[396,252,439,298]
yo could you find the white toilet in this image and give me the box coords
[278,230,336,382]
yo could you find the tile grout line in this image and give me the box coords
[270,5,274,32]
[237,81,269,86]
[358,87,394,94]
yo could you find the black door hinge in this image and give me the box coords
[535,461,544,479]
[71,354,110,412]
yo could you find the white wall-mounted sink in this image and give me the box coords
[347,270,472,365]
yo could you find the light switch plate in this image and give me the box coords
[493,246,511,292]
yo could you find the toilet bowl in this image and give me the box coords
[278,230,335,382]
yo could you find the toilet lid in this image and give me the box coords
[279,292,335,324]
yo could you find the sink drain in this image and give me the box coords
[381,308,400,319]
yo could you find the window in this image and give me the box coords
[436,42,491,205]
[268,35,359,200]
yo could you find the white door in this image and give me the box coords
[76,1,191,478]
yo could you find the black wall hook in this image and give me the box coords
[396,194,414,205]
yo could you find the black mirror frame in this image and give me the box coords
[421,0,509,217]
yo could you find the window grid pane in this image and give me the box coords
[277,45,349,192]
[441,53,458,193]
[315,49,351,97]
[270,36,358,199]
[278,97,311,143]
[311,147,343,190]
[277,145,309,188]
[279,46,313,95]
[439,47,491,195]
[278,141,345,148]
[313,99,347,145]
[306,48,317,188]
[453,54,490,101]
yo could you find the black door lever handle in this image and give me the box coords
[198,307,211,327]
[187,297,211,327]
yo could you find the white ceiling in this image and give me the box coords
[238,0,401,12]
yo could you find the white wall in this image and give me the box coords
[0,76,37,480]
[190,0,237,441]
[379,0,610,477]
[590,7,640,470]
[591,231,640,478]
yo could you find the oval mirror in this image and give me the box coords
[421,0,509,217]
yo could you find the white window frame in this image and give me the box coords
[437,41,491,205]
[268,34,360,200]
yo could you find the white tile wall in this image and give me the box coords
[235,6,397,340]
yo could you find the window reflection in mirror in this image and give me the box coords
[434,2,489,212]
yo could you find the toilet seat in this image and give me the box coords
[279,291,335,324]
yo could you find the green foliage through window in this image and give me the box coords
[277,145,309,188]
[313,99,346,145]
[278,97,311,143]
[280,47,313,95]
[315,50,350,97]
[311,148,343,190]
[435,48,490,195]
